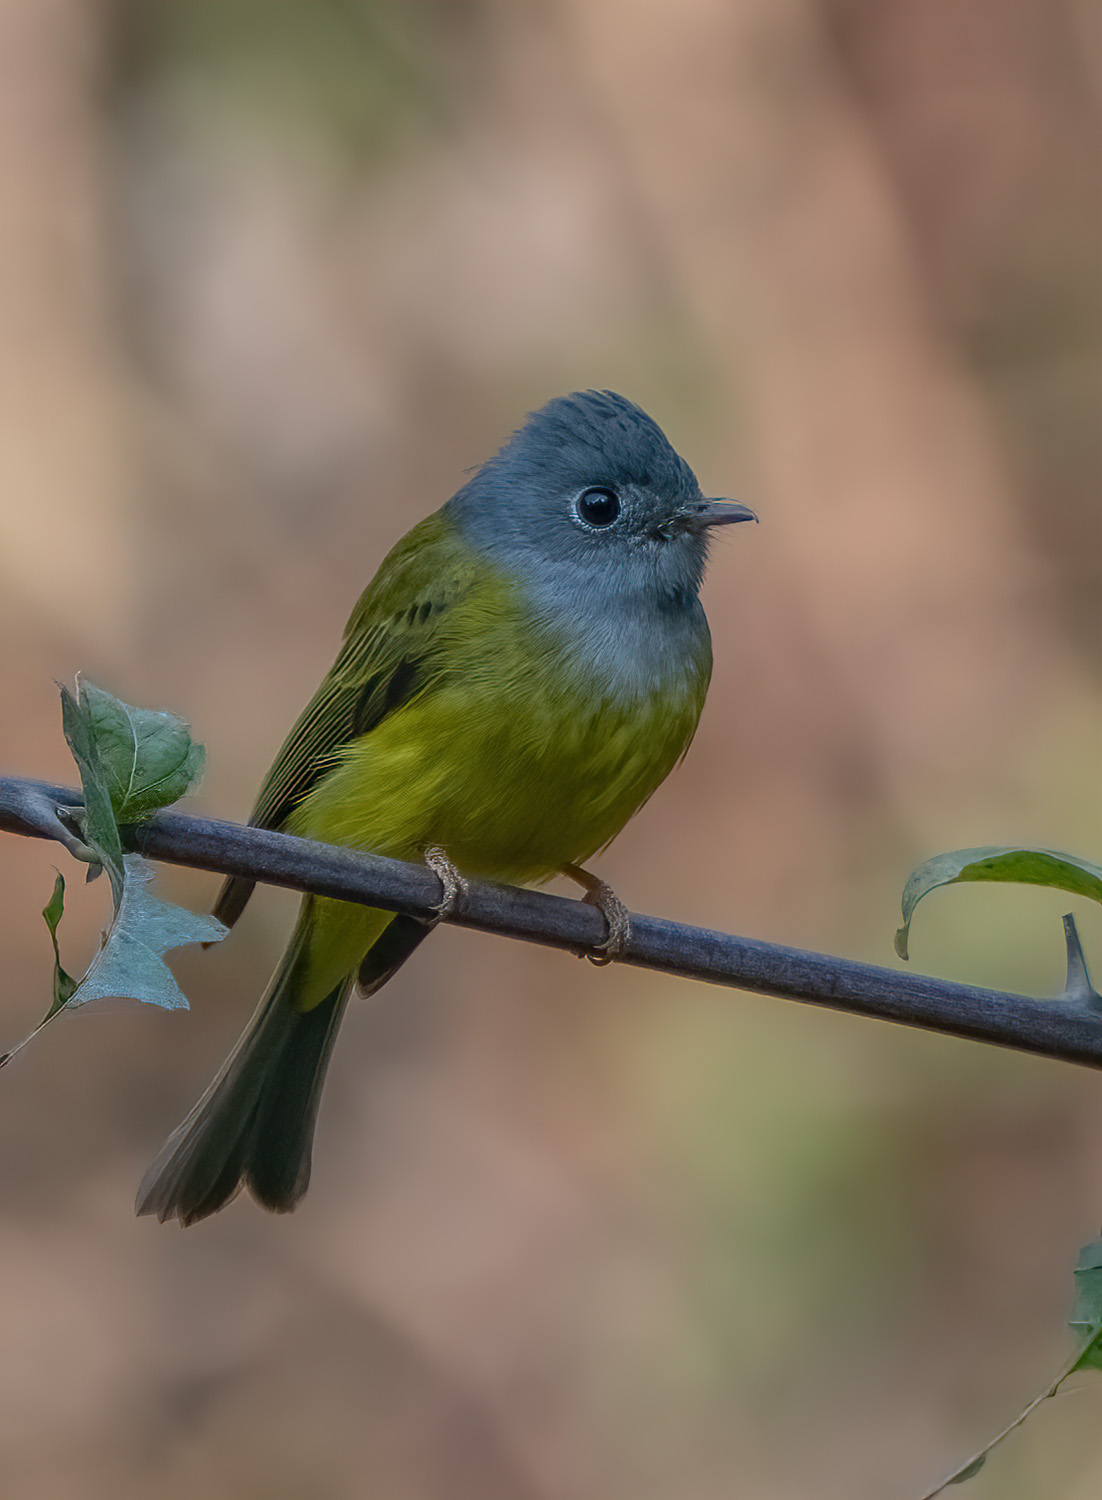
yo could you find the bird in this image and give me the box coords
[137,390,755,1225]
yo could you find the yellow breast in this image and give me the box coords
[291,581,710,886]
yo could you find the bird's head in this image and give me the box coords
[448,390,755,607]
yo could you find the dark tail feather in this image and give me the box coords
[135,952,351,1225]
[238,981,350,1213]
[137,910,431,1226]
[244,918,430,1212]
[211,872,255,934]
[357,913,431,994]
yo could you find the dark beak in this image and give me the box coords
[683,498,758,529]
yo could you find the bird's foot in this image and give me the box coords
[562,863,631,965]
[423,845,467,925]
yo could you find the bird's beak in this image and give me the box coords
[681,498,758,530]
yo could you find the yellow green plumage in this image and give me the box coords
[137,390,752,1225]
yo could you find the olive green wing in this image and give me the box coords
[213,511,476,929]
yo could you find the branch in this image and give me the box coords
[2,775,1100,1070]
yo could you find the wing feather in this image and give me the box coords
[213,512,472,929]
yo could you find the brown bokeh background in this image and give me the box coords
[1,2,1100,1496]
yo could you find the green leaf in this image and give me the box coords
[58,676,208,886]
[895,846,1102,960]
[1,680,224,1069]
[916,1240,1102,1497]
[1071,1238,1102,1373]
[41,872,79,1017]
[1,858,226,1069]
[80,679,206,823]
[59,680,124,886]
[56,678,223,1010]
[947,1455,987,1484]
[71,854,225,1010]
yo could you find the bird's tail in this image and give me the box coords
[136,902,428,1226]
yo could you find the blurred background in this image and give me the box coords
[0,2,1100,1496]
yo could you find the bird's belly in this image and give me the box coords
[293,674,704,886]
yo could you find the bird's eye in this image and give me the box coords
[574,487,620,528]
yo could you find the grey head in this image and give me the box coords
[447,390,754,610]
[446,391,754,697]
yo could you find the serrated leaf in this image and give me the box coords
[80,680,206,823]
[72,855,225,1010]
[896,846,1102,960]
[1,856,227,1069]
[2,682,223,1070]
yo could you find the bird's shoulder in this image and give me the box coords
[212,511,505,928]
[342,507,503,647]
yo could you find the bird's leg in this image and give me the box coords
[423,845,468,925]
[561,863,631,965]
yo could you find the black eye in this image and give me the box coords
[575,487,620,528]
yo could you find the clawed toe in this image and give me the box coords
[423,845,467,924]
[561,863,632,965]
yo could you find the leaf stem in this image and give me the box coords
[0,1005,67,1070]
[916,1337,1096,1499]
